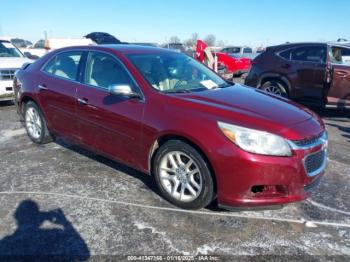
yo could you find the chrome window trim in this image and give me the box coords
[276,45,327,64]
[287,131,328,150]
[40,48,145,102]
[40,50,84,83]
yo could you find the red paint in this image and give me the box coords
[215,52,251,75]
[195,40,251,75]
[15,45,326,208]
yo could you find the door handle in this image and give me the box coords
[77,98,88,105]
[281,64,291,69]
[335,71,347,77]
[38,84,48,91]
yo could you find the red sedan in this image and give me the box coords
[215,52,251,76]
[14,45,327,210]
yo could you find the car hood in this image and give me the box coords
[170,85,320,139]
[0,57,32,69]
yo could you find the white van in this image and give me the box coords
[19,38,95,59]
[0,38,32,101]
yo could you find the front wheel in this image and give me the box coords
[153,140,215,209]
[261,80,289,98]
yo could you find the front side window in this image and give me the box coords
[43,51,82,80]
[243,48,252,53]
[128,52,228,92]
[85,52,134,89]
[0,40,23,58]
[291,46,326,63]
[330,46,350,65]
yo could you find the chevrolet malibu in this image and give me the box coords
[14,45,328,210]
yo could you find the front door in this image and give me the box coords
[329,65,350,107]
[76,51,145,167]
[290,45,327,100]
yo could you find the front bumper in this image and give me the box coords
[213,132,328,209]
[0,80,15,101]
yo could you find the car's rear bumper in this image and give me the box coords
[212,133,327,209]
[0,80,15,101]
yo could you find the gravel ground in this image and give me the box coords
[0,98,349,261]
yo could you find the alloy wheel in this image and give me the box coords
[25,107,42,139]
[159,151,203,202]
[264,85,282,96]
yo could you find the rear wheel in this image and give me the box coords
[153,140,215,210]
[24,101,54,144]
[261,80,288,98]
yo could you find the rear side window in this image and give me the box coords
[279,49,292,60]
[291,46,326,63]
[84,51,134,90]
[43,51,82,80]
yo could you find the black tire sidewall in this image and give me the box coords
[262,80,288,98]
[24,101,47,144]
[153,140,214,209]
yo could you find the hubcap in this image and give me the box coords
[25,107,42,139]
[264,85,282,96]
[159,151,202,202]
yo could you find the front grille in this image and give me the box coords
[293,132,324,147]
[304,150,326,177]
[0,69,16,80]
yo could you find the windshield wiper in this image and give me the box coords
[217,82,233,88]
[163,89,192,94]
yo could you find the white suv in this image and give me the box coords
[0,38,32,102]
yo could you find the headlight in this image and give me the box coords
[218,121,292,156]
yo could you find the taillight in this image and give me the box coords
[326,61,332,83]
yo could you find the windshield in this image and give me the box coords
[229,54,240,59]
[0,41,23,57]
[128,52,228,92]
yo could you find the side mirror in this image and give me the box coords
[23,52,31,58]
[108,84,141,99]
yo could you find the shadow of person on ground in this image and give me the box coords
[0,199,90,261]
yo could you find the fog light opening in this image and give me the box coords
[251,185,264,194]
[251,185,288,198]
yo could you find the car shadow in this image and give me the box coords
[55,139,163,200]
[312,108,350,143]
[0,101,14,107]
[55,139,223,212]
[0,199,90,261]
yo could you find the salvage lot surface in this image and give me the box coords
[0,100,349,260]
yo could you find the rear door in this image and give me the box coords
[289,45,327,100]
[328,46,350,107]
[76,51,145,166]
[38,51,83,139]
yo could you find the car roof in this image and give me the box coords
[268,42,350,51]
[56,44,179,55]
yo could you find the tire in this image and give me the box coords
[261,80,288,98]
[24,101,54,144]
[153,140,215,209]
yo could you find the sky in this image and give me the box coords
[0,0,349,47]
